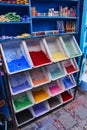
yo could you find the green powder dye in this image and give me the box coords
[50,67,63,79]
[14,93,32,111]
[65,42,79,57]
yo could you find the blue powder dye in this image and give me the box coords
[33,102,47,116]
[12,81,31,94]
[7,56,31,73]
[62,76,74,89]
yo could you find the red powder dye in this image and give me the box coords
[29,50,51,66]
[61,91,72,102]
[65,65,76,74]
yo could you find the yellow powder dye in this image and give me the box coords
[32,89,49,103]
[52,52,68,62]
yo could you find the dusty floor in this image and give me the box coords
[20,90,87,130]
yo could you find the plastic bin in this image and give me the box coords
[61,90,73,103]
[9,72,33,95]
[32,85,50,104]
[62,58,79,75]
[24,38,52,68]
[47,62,66,80]
[15,109,34,127]
[43,36,69,62]
[61,75,76,90]
[48,95,63,110]
[0,40,32,75]
[31,101,49,117]
[48,80,64,97]
[29,67,51,87]
[12,91,34,113]
[60,35,82,58]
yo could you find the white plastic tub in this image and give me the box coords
[15,108,34,127]
[0,40,32,75]
[24,38,52,68]
[59,35,82,58]
[62,58,79,75]
[48,94,63,110]
[48,80,65,97]
[29,67,51,87]
[32,85,50,104]
[47,62,66,81]
[31,101,50,117]
[61,89,73,103]
[61,75,76,91]
[43,36,69,62]
[9,72,33,95]
[12,91,34,113]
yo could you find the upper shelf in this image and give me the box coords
[31,0,78,2]
[31,0,78,1]
[0,3,29,7]
[0,32,78,43]
[0,22,31,24]
[32,16,77,19]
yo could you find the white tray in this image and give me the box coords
[15,108,34,127]
[59,35,82,58]
[48,80,65,97]
[0,40,32,75]
[31,101,50,117]
[32,85,50,104]
[61,75,76,91]
[62,58,79,75]
[47,62,66,81]
[12,91,34,113]
[48,94,63,110]
[29,67,51,87]
[61,89,73,104]
[24,38,52,68]
[43,36,69,62]
[9,72,33,96]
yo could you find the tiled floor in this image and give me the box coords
[20,90,87,130]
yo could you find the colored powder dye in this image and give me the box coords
[10,73,32,94]
[48,96,61,108]
[16,109,33,124]
[14,93,32,110]
[32,89,49,103]
[62,76,74,89]
[12,81,31,94]
[52,52,67,62]
[7,56,31,73]
[61,91,73,102]
[50,67,63,79]
[49,84,62,96]
[65,42,79,57]
[29,50,51,66]
[63,60,76,74]
[33,102,47,116]
[32,76,48,86]
[65,65,76,74]
[30,69,48,86]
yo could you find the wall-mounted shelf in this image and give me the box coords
[0,22,31,24]
[0,3,29,7]
[32,16,77,19]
